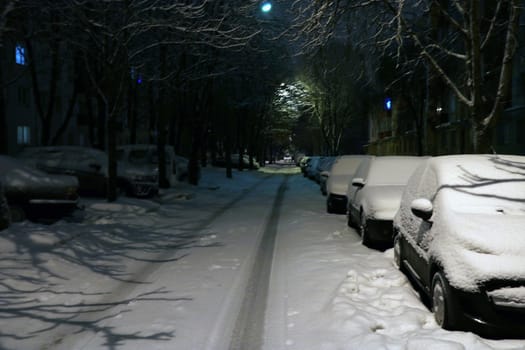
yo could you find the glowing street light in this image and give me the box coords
[261,1,272,12]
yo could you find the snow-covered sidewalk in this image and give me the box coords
[262,173,525,350]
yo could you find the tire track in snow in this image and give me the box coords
[229,175,289,350]
[42,174,274,349]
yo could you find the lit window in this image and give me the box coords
[15,44,26,65]
[384,97,392,111]
[131,68,142,84]
[17,126,30,145]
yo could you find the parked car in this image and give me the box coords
[346,155,426,246]
[315,156,335,184]
[319,158,338,195]
[305,156,322,180]
[393,154,525,338]
[0,155,79,222]
[326,155,370,214]
[18,146,158,198]
[117,144,190,185]
[299,156,310,176]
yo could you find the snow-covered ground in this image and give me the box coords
[0,166,524,350]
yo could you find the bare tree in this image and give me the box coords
[290,0,522,153]
[0,0,18,154]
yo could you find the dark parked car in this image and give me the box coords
[346,156,426,246]
[393,155,525,338]
[18,146,158,198]
[0,155,79,222]
[117,144,192,185]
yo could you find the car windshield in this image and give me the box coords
[116,150,125,161]
[331,158,363,176]
[367,158,423,186]
[152,150,171,164]
[435,155,525,215]
[128,150,150,164]
[443,180,525,215]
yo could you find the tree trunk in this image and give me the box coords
[188,123,202,185]
[157,45,169,188]
[0,64,7,154]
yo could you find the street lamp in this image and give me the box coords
[261,1,272,12]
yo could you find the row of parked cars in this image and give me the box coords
[0,144,191,225]
[301,153,525,339]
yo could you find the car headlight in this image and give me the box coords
[487,287,525,309]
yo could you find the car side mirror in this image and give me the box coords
[321,170,330,178]
[352,177,365,188]
[411,198,433,221]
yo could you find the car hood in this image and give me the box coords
[361,185,405,220]
[326,174,350,195]
[431,211,525,292]
[3,167,78,196]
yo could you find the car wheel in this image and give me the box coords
[432,271,457,329]
[347,212,353,227]
[393,235,402,270]
[360,213,370,246]
[9,205,26,222]
[326,199,334,214]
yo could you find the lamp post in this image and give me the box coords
[261,1,272,13]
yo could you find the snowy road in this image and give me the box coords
[1,167,524,350]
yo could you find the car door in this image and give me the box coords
[347,158,371,225]
[405,165,438,290]
[63,150,106,196]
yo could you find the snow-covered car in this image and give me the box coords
[17,146,158,198]
[0,155,79,222]
[393,154,525,338]
[347,155,427,247]
[117,144,189,185]
[326,155,370,214]
[305,156,321,180]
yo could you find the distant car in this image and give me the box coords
[326,155,370,214]
[117,144,190,185]
[18,146,158,198]
[0,155,79,222]
[346,156,426,246]
[232,154,260,169]
[299,156,310,176]
[393,154,525,338]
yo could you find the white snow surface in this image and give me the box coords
[0,165,524,350]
